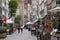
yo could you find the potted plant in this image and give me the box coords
[0,26,7,38]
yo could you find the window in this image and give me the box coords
[52,0,56,8]
[41,3,44,10]
[0,7,2,14]
[28,0,31,5]
[40,9,44,16]
[56,0,60,4]
[0,20,3,26]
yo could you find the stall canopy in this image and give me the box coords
[6,19,14,23]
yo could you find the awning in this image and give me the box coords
[49,7,60,13]
[33,19,38,24]
[26,22,33,25]
[32,16,39,24]
[6,19,14,23]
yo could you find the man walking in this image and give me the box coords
[17,24,21,33]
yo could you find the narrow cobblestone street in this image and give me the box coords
[0,29,37,40]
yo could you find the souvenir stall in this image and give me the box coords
[5,19,14,34]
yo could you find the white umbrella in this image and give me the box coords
[6,19,14,23]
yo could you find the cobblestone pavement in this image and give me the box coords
[0,29,37,40]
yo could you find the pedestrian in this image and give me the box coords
[21,25,24,32]
[24,25,27,29]
[17,24,20,33]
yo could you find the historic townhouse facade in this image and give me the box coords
[2,0,9,18]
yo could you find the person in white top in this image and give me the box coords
[21,25,24,32]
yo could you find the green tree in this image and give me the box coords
[8,0,18,17]
[15,15,21,24]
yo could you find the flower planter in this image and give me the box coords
[0,27,7,38]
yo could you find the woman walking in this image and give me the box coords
[20,25,24,32]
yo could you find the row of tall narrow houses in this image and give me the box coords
[0,0,59,30]
[35,0,60,31]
